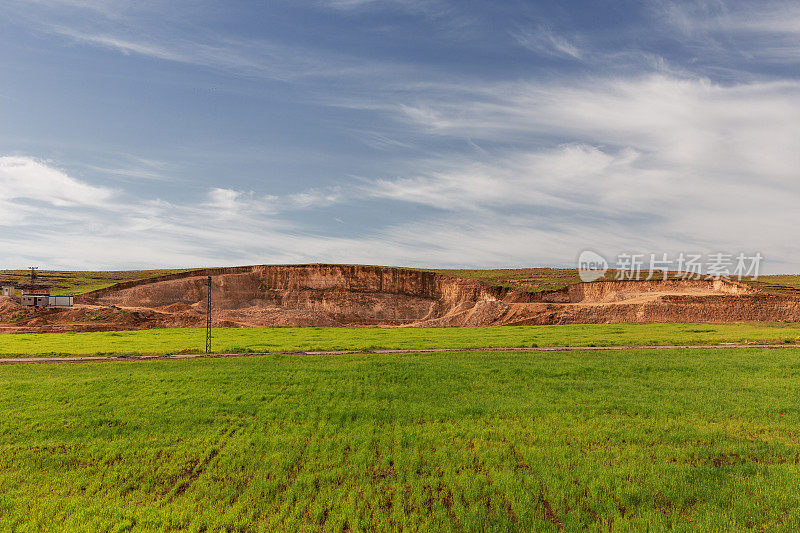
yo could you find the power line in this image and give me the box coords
[205,276,212,354]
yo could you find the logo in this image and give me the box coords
[577,250,609,282]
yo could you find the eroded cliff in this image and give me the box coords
[3,264,797,332]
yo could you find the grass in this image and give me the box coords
[3,322,800,358]
[1,348,800,530]
[0,269,190,296]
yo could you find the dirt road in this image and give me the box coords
[1,343,799,365]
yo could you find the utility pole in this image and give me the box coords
[205,276,212,354]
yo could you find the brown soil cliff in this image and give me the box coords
[2,264,798,332]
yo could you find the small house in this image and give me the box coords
[21,294,49,307]
[1,286,14,297]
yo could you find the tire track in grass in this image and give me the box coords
[506,442,563,530]
[169,424,240,501]
[269,434,311,525]
[538,489,563,531]
[266,392,319,529]
[469,432,565,530]
[466,437,521,529]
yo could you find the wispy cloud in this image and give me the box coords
[664,0,800,35]
[317,0,451,17]
[660,0,800,64]
[83,165,166,182]
[349,130,414,151]
[50,27,326,82]
[318,0,379,8]
[23,0,122,15]
[511,27,583,60]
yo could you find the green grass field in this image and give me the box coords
[2,348,800,531]
[3,322,800,358]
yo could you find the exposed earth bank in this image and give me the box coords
[2,264,799,333]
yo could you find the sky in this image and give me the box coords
[0,0,798,272]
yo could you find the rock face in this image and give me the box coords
[4,264,796,331]
[77,264,509,327]
[528,278,752,304]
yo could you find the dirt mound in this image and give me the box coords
[156,302,200,313]
[0,304,205,334]
[0,297,25,313]
[2,264,798,332]
[0,297,34,328]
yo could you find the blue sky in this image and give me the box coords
[1,0,798,271]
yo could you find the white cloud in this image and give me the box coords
[287,187,343,209]
[353,73,800,271]
[1,143,798,272]
[205,188,246,211]
[202,188,280,220]
[365,145,667,213]
[0,156,112,208]
[395,75,800,182]
[0,157,358,269]
[4,65,800,271]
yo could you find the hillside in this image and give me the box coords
[2,264,799,333]
[0,269,190,295]
[3,266,798,296]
